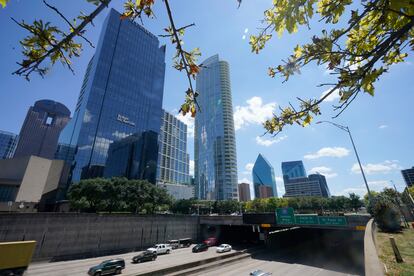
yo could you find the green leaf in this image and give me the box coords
[0,0,9,8]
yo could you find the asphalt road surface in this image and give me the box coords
[27,245,235,276]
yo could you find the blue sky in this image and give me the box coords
[1,0,413,197]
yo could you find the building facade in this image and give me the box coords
[238,183,251,202]
[157,110,190,185]
[56,9,165,183]
[104,131,158,183]
[14,100,70,159]
[194,55,238,200]
[0,131,18,159]
[309,173,331,197]
[402,167,414,187]
[252,154,277,198]
[157,183,195,200]
[281,160,307,179]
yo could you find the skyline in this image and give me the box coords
[0,1,413,197]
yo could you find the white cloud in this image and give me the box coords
[351,160,402,175]
[189,160,194,176]
[255,135,287,147]
[339,187,367,197]
[368,180,390,190]
[276,182,285,196]
[238,177,251,184]
[304,147,350,160]
[308,166,338,178]
[242,163,254,175]
[242,35,246,40]
[276,176,283,182]
[320,88,340,102]
[379,124,388,129]
[176,113,195,138]
[244,28,249,33]
[234,97,277,131]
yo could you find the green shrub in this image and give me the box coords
[368,195,401,232]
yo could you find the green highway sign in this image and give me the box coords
[319,216,347,226]
[276,207,295,224]
[295,215,319,225]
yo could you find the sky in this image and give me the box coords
[0,0,413,198]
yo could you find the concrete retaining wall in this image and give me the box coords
[0,213,199,261]
[364,219,384,276]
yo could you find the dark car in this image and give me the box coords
[132,250,157,263]
[192,243,208,253]
[178,238,192,248]
[88,259,125,276]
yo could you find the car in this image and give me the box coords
[132,250,157,263]
[147,244,172,255]
[216,244,232,253]
[203,237,217,246]
[88,259,125,276]
[250,269,272,276]
[192,243,208,253]
[178,238,192,248]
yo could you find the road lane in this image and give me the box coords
[27,245,236,276]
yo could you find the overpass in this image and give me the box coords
[200,212,371,230]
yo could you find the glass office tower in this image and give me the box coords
[281,160,307,179]
[194,55,238,200]
[56,9,165,183]
[14,100,70,159]
[252,154,277,198]
[0,131,18,159]
[157,110,190,185]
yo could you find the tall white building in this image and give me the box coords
[194,55,238,200]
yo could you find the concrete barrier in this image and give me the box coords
[364,219,384,276]
[0,213,199,261]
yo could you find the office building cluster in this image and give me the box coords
[0,8,239,210]
[239,157,331,201]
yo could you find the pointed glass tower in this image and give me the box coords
[252,154,277,198]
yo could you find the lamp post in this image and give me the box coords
[316,121,372,200]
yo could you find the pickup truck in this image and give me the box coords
[0,241,36,276]
[147,244,172,255]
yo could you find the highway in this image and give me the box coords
[27,245,236,276]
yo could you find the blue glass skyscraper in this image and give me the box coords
[281,160,307,179]
[57,9,165,183]
[194,55,238,200]
[0,131,18,159]
[252,154,277,198]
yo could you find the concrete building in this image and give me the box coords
[238,183,251,202]
[104,131,158,184]
[14,100,70,159]
[253,154,277,198]
[194,54,238,200]
[157,110,190,185]
[157,182,195,200]
[56,9,165,183]
[401,167,414,187]
[0,130,18,159]
[0,156,68,211]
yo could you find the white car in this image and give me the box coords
[216,244,232,253]
[147,244,172,255]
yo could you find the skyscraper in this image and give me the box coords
[281,160,307,179]
[194,55,238,200]
[309,173,331,197]
[252,154,277,198]
[56,9,165,183]
[157,110,190,185]
[104,131,158,183]
[238,183,251,202]
[0,131,18,159]
[14,100,70,159]
[401,167,414,187]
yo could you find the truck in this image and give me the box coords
[147,244,172,255]
[0,241,36,276]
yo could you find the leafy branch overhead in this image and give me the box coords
[251,0,414,135]
[9,0,203,117]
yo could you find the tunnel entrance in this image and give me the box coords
[199,225,261,246]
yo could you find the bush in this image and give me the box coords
[368,195,401,232]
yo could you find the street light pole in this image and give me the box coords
[316,121,372,200]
